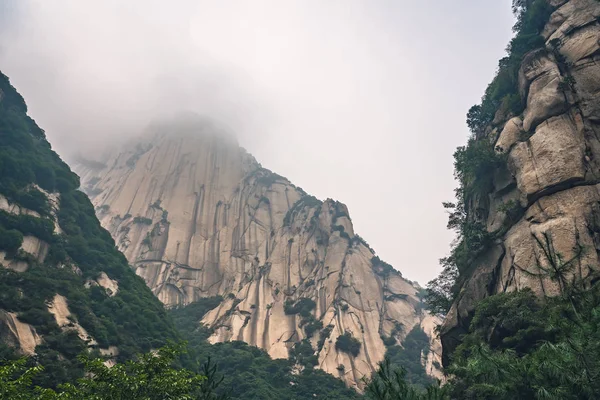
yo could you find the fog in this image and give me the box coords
[0,1,514,284]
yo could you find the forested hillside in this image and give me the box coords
[0,72,375,399]
[0,71,178,387]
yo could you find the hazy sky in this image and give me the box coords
[0,1,515,285]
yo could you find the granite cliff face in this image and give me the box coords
[74,118,442,388]
[440,0,600,364]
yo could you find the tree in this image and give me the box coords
[424,257,458,316]
[0,344,231,400]
[335,332,361,357]
[0,359,57,400]
[196,357,229,400]
[365,358,448,400]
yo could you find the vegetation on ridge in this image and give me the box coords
[0,70,177,387]
[425,0,557,316]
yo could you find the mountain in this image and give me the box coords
[0,71,179,387]
[73,115,442,388]
[431,0,600,366]
[0,73,371,400]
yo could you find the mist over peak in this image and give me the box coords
[0,0,514,284]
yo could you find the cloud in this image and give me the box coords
[0,0,515,284]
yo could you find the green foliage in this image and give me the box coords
[283,195,322,227]
[445,282,600,399]
[290,339,318,367]
[0,226,23,254]
[467,0,553,135]
[424,257,459,317]
[170,300,359,400]
[381,322,403,348]
[141,232,152,248]
[384,326,433,389]
[335,332,361,357]
[0,71,178,387]
[428,0,558,317]
[132,216,153,225]
[425,139,504,316]
[170,296,223,336]
[453,139,506,198]
[371,256,400,278]
[317,325,334,352]
[0,210,55,243]
[0,344,227,400]
[284,298,316,318]
[0,358,56,400]
[352,234,374,252]
[0,73,78,196]
[365,358,449,400]
[254,169,287,188]
[332,224,351,240]
[10,188,51,216]
[302,316,323,339]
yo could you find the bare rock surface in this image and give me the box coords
[441,0,600,365]
[75,119,441,388]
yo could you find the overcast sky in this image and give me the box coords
[0,1,515,285]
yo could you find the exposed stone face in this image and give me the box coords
[48,294,98,346]
[0,185,118,357]
[0,310,42,355]
[75,119,441,389]
[441,0,600,365]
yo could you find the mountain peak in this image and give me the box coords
[73,120,442,389]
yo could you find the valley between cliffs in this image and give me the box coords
[74,118,442,388]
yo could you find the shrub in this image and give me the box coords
[284,298,316,318]
[133,216,153,225]
[0,227,23,253]
[335,332,361,357]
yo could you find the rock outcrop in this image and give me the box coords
[75,117,442,388]
[0,71,177,371]
[440,0,600,365]
[0,310,41,356]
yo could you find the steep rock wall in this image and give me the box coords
[75,119,442,388]
[440,0,600,364]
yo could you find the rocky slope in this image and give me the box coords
[0,72,177,383]
[440,0,600,364]
[74,116,442,388]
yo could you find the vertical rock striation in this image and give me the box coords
[440,0,600,365]
[75,117,442,388]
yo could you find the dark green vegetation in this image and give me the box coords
[132,216,153,225]
[170,298,360,400]
[426,0,557,316]
[365,359,448,400]
[465,0,552,136]
[415,1,600,397]
[372,256,401,278]
[0,71,178,387]
[283,195,322,227]
[335,332,361,357]
[284,297,323,339]
[0,344,227,400]
[367,279,600,399]
[382,326,433,390]
[446,278,600,399]
[0,71,366,399]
